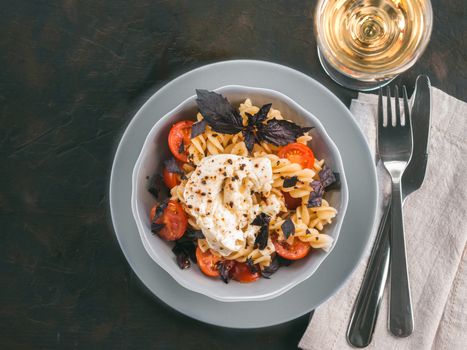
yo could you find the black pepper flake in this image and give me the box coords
[201,180,207,185]
[283,176,298,188]
[254,164,259,168]
[281,218,295,239]
[228,201,233,208]
[223,172,227,177]
[201,192,206,196]
[239,164,246,171]
[227,159,233,165]
[207,199,212,203]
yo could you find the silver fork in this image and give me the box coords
[378,85,414,337]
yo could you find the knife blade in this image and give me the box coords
[346,75,431,347]
[402,75,432,199]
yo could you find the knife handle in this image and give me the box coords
[347,203,391,347]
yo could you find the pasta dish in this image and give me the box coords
[148,90,338,283]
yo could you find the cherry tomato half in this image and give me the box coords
[282,191,302,210]
[278,143,315,169]
[232,262,260,283]
[163,167,180,189]
[272,235,311,260]
[150,200,187,241]
[196,247,221,277]
[168,120,194,162]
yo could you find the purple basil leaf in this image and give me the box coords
[147,174,166,199]
[243,129,255,153]
[172,244,191,269]
[195,89,243,134]
[246,112,255,127]
[252,213,271,250]
[254,225,269,250]
[173,240,197,264]
[260,256,280,278]
[253,103,272,124]
[216,261,234,284]
[152,199,168,222]
[277,255,293,266]
[246,257,259,274]
[311,180,325,195]
[178,139,185,154]
[307,181,324,208]
[319,165,337,188]
[283,176,298,188]
[281,218,295,239]
[148,186,160,198]
[257,119,312,146]
[190,119,207,138]
[151,222,165,235]
[251,213,271,226]
[308,192,322,208]
[164,157,184,174]
[301,126,315,133]
[176,253,190,269]
[184,228,205,240]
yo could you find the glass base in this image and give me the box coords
[317,48,396,92]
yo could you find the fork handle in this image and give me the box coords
[389,181,414,337]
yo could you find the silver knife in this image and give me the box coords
[347,75,431,347]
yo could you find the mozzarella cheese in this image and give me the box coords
[183,154,280,256]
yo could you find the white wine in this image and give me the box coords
[315,0,432,82]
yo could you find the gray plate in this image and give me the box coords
[109,60,378,328]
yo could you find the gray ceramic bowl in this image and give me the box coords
[131,85,348,302]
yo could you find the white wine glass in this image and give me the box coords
[315,0,433,91]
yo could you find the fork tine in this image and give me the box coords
[395,85,401,126]
[386,86,392,126]
[378,87,384,129]
[402,85,411,128]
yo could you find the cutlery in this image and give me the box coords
[379,85,414,337]
[347,76,431,347]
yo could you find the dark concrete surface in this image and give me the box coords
[0,1,465,349]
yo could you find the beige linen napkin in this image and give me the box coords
[299,88,467,350]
